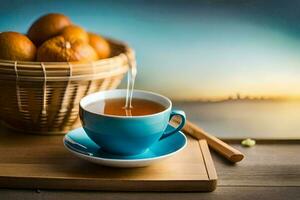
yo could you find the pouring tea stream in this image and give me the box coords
[124,57,137,116]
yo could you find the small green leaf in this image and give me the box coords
[241,138,256,147]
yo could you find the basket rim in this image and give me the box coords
[0,37,134,66]
[0,37,134,80]
[0,66,128,81]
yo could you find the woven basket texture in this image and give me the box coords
[0,38,134,134]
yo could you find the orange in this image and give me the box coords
[60,25,89,42]
[88,32,110,59]
[27,13,72,46]
[0,32,36,61]
[36,36,98,62]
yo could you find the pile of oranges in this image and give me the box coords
[0,13,111,62]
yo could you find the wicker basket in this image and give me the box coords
[0,38,134,134]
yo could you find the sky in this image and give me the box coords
[1,0,300,100]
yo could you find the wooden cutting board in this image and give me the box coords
[0,126,217,192]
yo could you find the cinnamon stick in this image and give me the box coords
[173,118,244,163]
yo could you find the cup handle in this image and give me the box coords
[159,109,186,140]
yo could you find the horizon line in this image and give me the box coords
[171,95,300,102]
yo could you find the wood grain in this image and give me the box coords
[0,187,299,200]
[0,126,217,192]
[199,140,217,182]
[213,143,300,187]
[0,142,299,199]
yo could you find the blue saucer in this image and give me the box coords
[63,125,187,168]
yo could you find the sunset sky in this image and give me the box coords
[1,0,299,100]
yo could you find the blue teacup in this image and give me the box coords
[79,89,186,156]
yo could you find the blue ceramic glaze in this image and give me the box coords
[79,90,186,156]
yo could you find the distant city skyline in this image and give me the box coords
[170,92,300,102]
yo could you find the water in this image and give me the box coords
[174,100,300,139]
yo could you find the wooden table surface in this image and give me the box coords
[0,142,299,200]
